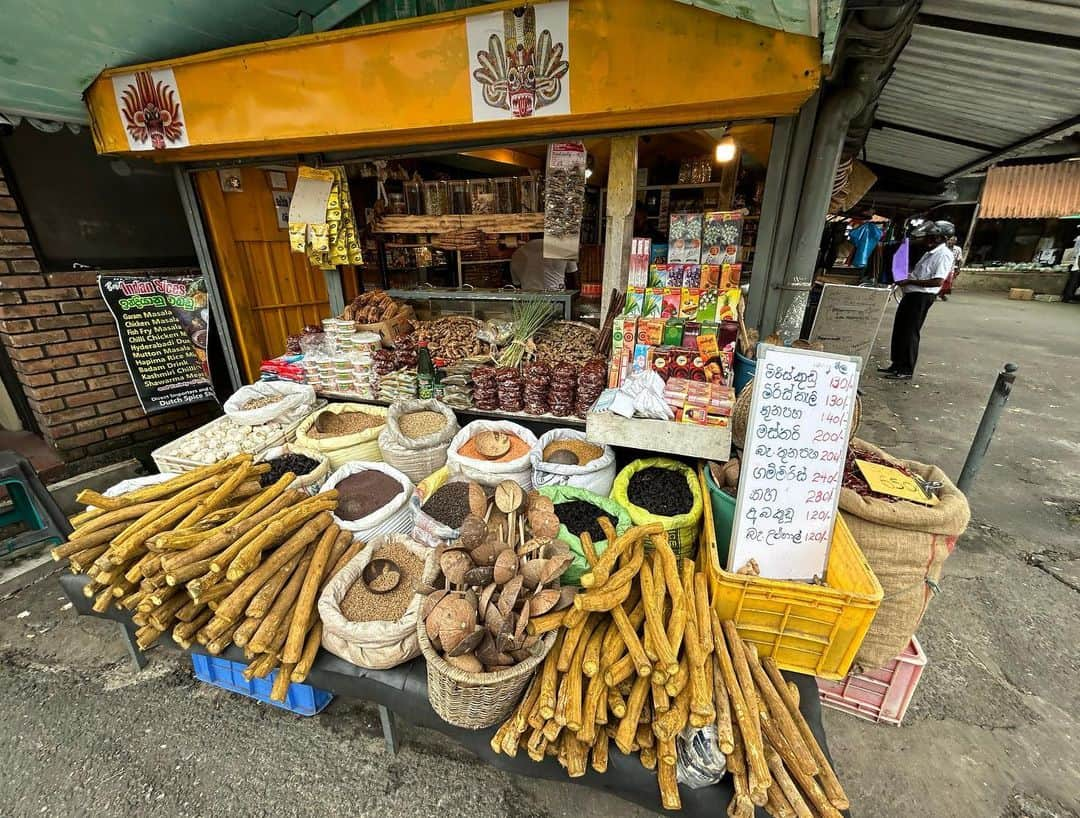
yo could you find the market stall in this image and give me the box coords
[57,2,977,815]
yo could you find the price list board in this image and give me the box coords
[727,346,861,581]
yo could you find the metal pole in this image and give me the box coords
[957,363,1018,494]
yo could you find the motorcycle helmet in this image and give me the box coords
[908,219,955,239]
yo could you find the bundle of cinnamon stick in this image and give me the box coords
[490,520,849,816]
[56,454,363,702]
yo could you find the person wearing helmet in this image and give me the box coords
[879,219,956,380]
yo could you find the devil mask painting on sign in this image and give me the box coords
[468,1,571,122]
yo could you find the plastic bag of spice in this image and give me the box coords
[529,429,618,496]
[318,533,428,670]
[222,381,317,427]
[611,457,703,560]
[322,461,414,541]
[445,419,538,490]
[255,444,330,496]
[408,466,476,548]
[294,403,387,469]
[378,398,460,484]
[538,485,631,585]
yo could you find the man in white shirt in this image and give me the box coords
[510,238,577,291]
[879,220,955,380]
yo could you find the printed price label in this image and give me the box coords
[727,345,861,580]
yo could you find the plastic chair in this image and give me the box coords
[0,451,72,560]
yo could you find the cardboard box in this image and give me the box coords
[355,306,415,348]
[1009,288,1035,301]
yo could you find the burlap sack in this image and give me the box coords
[840,439,970,669]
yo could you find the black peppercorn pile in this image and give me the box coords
[259,453,320,487]
[555,499,616,543]
[627,466,693,516]
[421,481,472,529]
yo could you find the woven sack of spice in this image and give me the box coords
[840,438,970,669]
[445,420,538,490]
[409,466,478,549]
[318,534,427,670]
[529,429,617,496]
[322,461,415,542]
[294,404,387,469]
[378,399,460,484]
[537,485,631,585]
[610,457,703,560]
[255,444,331,496]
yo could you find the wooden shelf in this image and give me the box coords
[374,213,544,235]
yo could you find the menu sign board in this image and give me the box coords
[727,345,860,581]
[99,275,217,414]
[809,284,891,366]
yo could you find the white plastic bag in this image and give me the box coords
[317,534,427,670]
[529,429,617,496]
[222,381,317,426]
[322,461,414,541]
[445,419,538,490]
[676,724,727,789]
[255,445,331,496]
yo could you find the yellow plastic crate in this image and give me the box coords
[697,465,882,680]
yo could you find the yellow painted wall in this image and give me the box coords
[86,0,820,161]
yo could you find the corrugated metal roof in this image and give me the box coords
[980,161,1080,218]
[920,0,1080,36]
[865,128,985,177]
[866,8,1080,180]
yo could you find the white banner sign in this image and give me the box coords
[728,346,861,581]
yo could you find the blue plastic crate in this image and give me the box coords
[191,654,332,716]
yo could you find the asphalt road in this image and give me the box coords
[0,291,1077,818]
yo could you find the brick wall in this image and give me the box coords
[0,163,216,470]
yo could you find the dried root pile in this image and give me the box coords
[491,521,849,815]
[57,455,363,702]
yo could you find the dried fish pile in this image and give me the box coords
[412,316,491,362]
[490,523,849,816]
[56,455,363,703]
[532,321,598,366]
[341,289,408,324]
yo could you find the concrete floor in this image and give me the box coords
[0,292,1077,817]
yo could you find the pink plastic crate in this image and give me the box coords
[816,636,927,726]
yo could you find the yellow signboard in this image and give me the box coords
[855,460,939,506]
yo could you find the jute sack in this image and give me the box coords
[840,439,970,669]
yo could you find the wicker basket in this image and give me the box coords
[730,378,862,450]
[416,551,556,729]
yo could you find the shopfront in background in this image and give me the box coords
[82,0,822,394]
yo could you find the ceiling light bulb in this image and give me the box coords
[715,138,736,163]
[584,167,593,179]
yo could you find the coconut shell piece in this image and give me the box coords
[439,550,474,586]
[464,565,495,587]
[476,632,514,667]
[541,540,571,560]
[474,430,511,459]
[484,603,506,635]
[529,508,561,539]
[426,594,467,641]
[520,559,545,590]
[553,585,577,611]
[438,600,478,654]
[479,582,498,613]
[493,549,519,584]
[469,540,498,567]
[510,648,535,663]
[447,627,484,657]
[527,492,555,516]
[458,514,488,548]
[498,575,524,617]
[530,587,562,616]
[445,653,484,673]
[515,601,530,641]
[541,553,573,584]
[467,483,489,517]
[495,480,525,514]
[420,589,449,621]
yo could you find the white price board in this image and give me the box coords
[727,345,861,581]
[809,284,891,366]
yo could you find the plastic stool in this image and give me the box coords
[0,451,73,560]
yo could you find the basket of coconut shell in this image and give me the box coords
[416,481,576,729]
